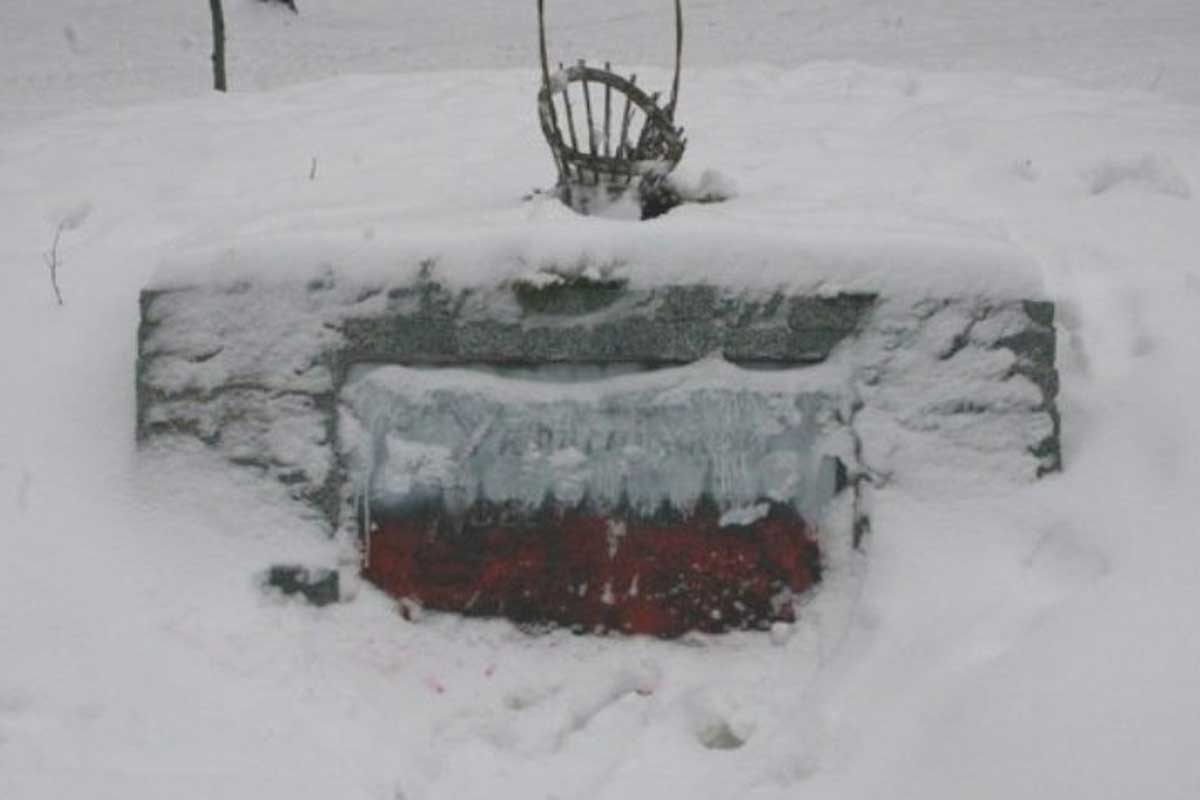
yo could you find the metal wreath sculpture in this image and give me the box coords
[537,0,687,212]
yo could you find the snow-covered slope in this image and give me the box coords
[2,3,1200,799]
[4,0,1200,129]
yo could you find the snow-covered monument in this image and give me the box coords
[135,2,1060,637]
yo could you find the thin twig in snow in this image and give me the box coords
[1150,66,1165,91]
[43,222,66,306]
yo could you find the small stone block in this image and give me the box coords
[265,565,340,607]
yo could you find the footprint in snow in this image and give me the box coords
[503,682,562,711]
[685,688,756,751]
[1083,154,1192,199]
[0,689,32,716]
[0,688,35,745]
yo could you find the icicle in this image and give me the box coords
[360,401,395,571]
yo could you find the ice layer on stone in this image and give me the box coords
[337,360,854,523]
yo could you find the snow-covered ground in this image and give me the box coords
[3,2,1200,799]
[5,0,1200,129]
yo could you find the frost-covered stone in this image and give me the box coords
[137,266,1060,534]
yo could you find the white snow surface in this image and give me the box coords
[151,215,1044,302]
[3,3,1200,799]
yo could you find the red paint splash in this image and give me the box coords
[363,496,820,638]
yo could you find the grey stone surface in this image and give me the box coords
[335,283,876,367]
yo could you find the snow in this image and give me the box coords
[5,0,1200,129]
[3,2,1200,799]
[149,209,1046,300]
[719,503,771,529]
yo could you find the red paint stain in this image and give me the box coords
[363,496,820,638]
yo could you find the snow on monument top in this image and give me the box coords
[150,209,1044,301]
[139,65,1057,302]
